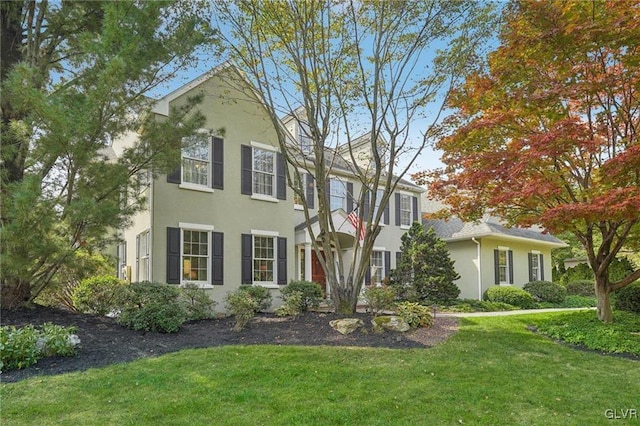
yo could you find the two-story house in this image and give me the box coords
[112,63,424,309]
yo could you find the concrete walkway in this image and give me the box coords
[437,307,596,318]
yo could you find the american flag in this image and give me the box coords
[347,210,366,241]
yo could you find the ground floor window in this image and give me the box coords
[182,229,209,283]
[253,235,275,284]
[370,251,385,285]
[136,230,150,282]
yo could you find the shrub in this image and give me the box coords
[117,282,187,333]
[523,281,567,304]
[614,282,640,313]
[280,281,323,312]
[1,323,79,372]
[225,290,259,331]
[72,275,127,316]
[565,280,595,296]
[394,302,434,328]
[484,286,535,309]
[362,286,396,316]
[274,291,303,317]
[239,285,273,312]
[180,283,217,320]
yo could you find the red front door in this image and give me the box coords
[311,250,327,294]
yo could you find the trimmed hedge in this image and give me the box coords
[117,282,187,333]
[614,282,640,313]
[280,281,323,312]
[523,281,567,304]
[484,286,535,309]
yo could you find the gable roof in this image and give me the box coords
[424,216,567,248]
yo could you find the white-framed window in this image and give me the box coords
[370,251,384,285]
[329,178,346,211]
[298,121,313,153]
[497,247,511,285]
[372,189,384,220]
[117,242,127,280]
[182,133,211,187]
[136,230,150,282]
[182,229,210,284]
[530,252,542,281]
[400,194,412,227]
[253,148,275,196]
[293,173,304,207]
[253,235,275,285]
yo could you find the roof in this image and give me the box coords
[423,216,567,248]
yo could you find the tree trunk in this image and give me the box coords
[0,279,32,309]
[331,281,359,314]
[594,278,613,323]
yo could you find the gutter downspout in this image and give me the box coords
[472,238,482,300]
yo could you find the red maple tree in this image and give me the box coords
[414,0,640,322]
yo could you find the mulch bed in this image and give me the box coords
[0,305,459,383]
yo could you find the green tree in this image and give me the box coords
[392,223,460,304]
[415,0,640,322]
[214,0,495,313]
[1,1,215,308]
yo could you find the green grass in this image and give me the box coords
[2,313,639,425]
[535,310,640,355]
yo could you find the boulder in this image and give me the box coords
[372,315,411,333]
[329,318,364,335]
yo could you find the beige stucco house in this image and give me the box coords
[111,63,425,308]
[423,212,567,300]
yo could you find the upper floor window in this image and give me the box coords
[298,122,313,153]
[253,148,275,196]
[329,179,346,211]
[372,189,384,219]
[399,194,412,227]
[182,134,210,186]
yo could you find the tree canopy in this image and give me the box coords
[414,0,640,322]
[1,0,214,307]
[214,0,495,312]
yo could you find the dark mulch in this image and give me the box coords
[0,305,458,383]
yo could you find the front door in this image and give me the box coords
[311,250,327,295]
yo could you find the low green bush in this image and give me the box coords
[274,291,302,317]
[239,285,273,312]
[484,286,535,309]
[523,281,567,304]
[1,323,79,372]
[565,280,595,297]
[614,282,640,313]
[225,290,259,331]
[280,281,323,312]
[447,299,519,312]
[535,310,640,355]
[117,282,187,333]
[362,286,396,316]
[394,302,434,328]
[72,275,127,316]
[180,283,217,320]
[535,295,597,309]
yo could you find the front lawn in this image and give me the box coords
[1,313,638,425]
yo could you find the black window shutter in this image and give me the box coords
[412,196,418,224]
[396,251,402,267]
[211,232,224,285]
[241,234,253,284]
[305,173,315,209]
[277,153,286,200]
[241,145,253,195]
[384,199,390,225]
[277,237,287,285]
[167,227,181,284]
[363,190,370,220]
[528,253,534,282]
[540,254,545,280]
[384,251,391,278]
[167,167,181,184]
[494,249,500,285]
[395,193,401,226]
[346,182,354,212]
[212,137,224,190]
[508,250,514,284]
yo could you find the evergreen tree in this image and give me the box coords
[392,223,460,304]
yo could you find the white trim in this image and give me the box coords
[251,229,279,236]
[179,222,214,231]
[498,245,510,250]
[531,250,541,255]
[400,225,410,230]
[373,246,387,251]
[251,193,279,203]
[179,183,215,193]
[251,140,279,152]
[294,204,304,210]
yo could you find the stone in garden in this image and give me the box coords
[329,318,364,335]
[371,315,411,333]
